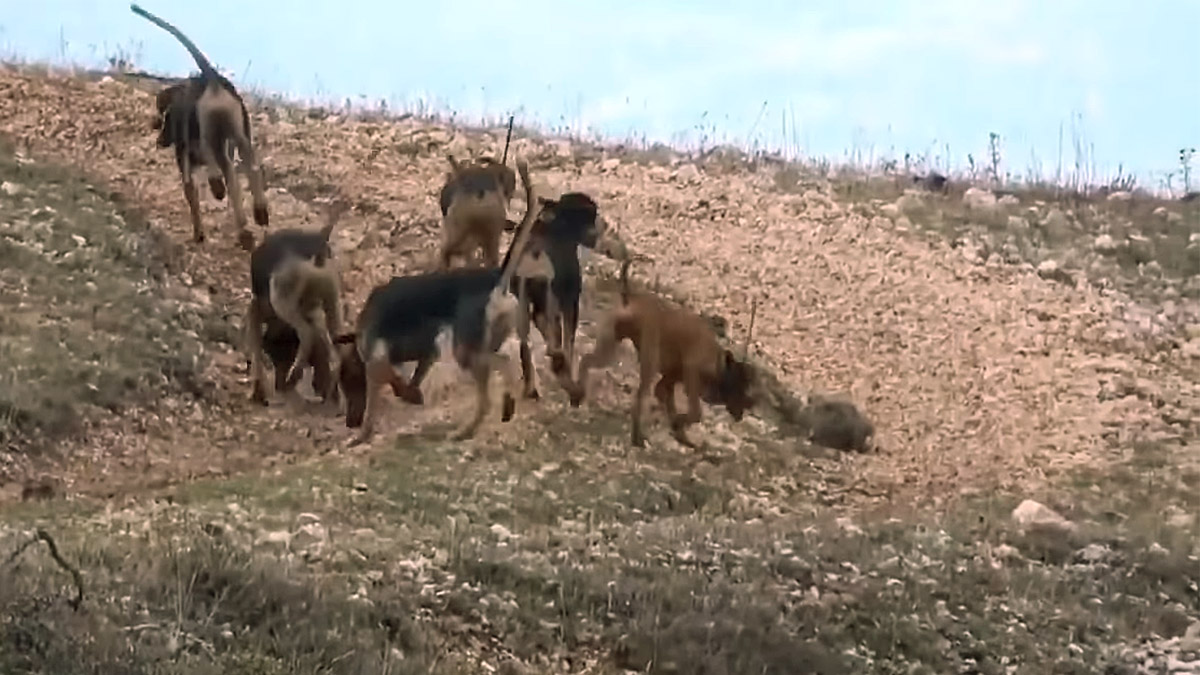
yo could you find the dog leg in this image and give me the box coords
[179,161,205,244]
[234,132,270,227]
[516,278,540,400]
[207,169,227,201]
[670,368,704,449]
[351,355,391,446]
[489,352,519,422]
[556,301,580,382]
[390,354,432,405]
[569,316,618,407]
[631,351,658,449]
[243,301,270,405]
[203,128,253,251]
[451,358,493,441]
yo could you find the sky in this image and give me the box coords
[3,1,1198,188]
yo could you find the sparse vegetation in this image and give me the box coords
[0,55,1197,675]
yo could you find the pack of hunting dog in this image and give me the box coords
[127,4,800,452]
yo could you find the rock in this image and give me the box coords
[1011,499,1076,535]
[1182,339,1200,359]
[1166,211,1184,225]
[600,157,621,172]
[962,187,998,212]
[490,523,514,541]
[835,517,864,536]
[1094,234,1118,253]
[1107,191,1133,202]
[673,163,701,184]
[895,193,928,218]
[1007,215,1028,230]
[879,203,901,219]
[257,530,292,548]
[894,216,913,232]
[1042,208,1072,234]
[293,522,329,548]
[1075,543,1112,564]
[1,181,22,196]
[998,194,1021,209]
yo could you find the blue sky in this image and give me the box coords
[4,1,1198,188]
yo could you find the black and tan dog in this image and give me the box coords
[336,160,537,445]
[131,3,269,251]
[510,192,611,400]
[243,205,345,405]
[568,259,757,448]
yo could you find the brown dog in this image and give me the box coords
[438,155,518,269]
[132,3,269,251]
[569,259,757,448]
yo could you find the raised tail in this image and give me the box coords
[619,258,633,305]
[496,159,536,291]
[130,4,217,80]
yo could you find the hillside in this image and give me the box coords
[0,63,1198,674]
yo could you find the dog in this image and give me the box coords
[131,3,269,251]
[336,159,537,445]
[437,154,518,269]
[509,192,611,400]
[260,314,336,399]
[568,259,757,448]
[243,204,345,405]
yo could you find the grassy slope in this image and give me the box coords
[0,66,1197,674]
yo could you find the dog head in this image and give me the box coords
[533,192,608,249]
[333,334,367,428]
[152,82,187,148]
[708,349,756,422]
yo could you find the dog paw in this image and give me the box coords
[391,384,423,405]
[501,393,516,422]
[253,204,270,227]
[193,231,206,244]
[237,229,256,252]
[208,178,226,201]
[549,352,567,374]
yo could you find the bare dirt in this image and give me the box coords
[1,64,1198,674]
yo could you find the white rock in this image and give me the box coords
[257,530,292,547]
[1094,234,1117,252]
[1042,208,1072,231]
[1,181,22,196]
[879,203,901,219]
[673,163,701,183]
[998,194,1021,208]
[1182,338,1200,359]
[1037,260,1060,274]
[1011,499,1076,535]
[962,187,998,211]
[600,158,621,172]
[835,517,864,536]
[293,522,329,548]
[1107,191,1133,202]
[1007,215,1028,230]
[490,523,514,541]
[895,193,927,218]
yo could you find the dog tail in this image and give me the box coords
[130,4,218,81]
[496,159,535,291]
[619,257,633,305]
[315,201,348,264]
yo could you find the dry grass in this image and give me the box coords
[0,60,1198,673]
[0,138,214,466]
